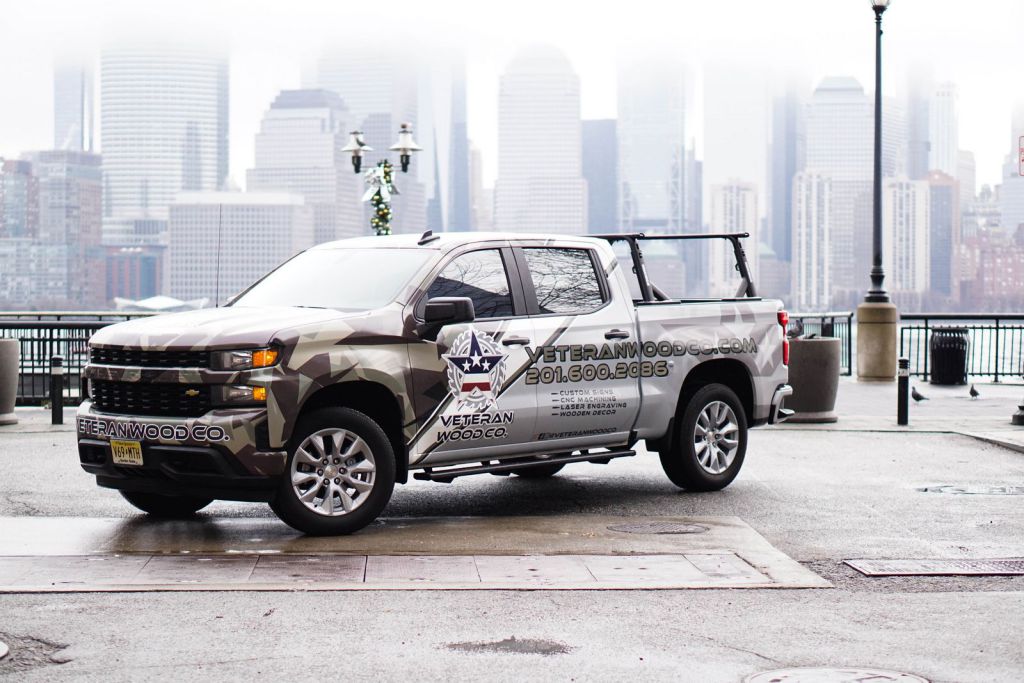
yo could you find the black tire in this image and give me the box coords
[659,383,748,491]
[270,407,395,536]
[120,491,212,518]
[511,462,566,479]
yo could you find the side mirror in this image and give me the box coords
[418,297,475,340]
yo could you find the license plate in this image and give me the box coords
[110,440,143,467]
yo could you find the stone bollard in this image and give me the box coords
[786,336,841,423]
[0,339,18,425]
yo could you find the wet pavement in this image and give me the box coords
[1,389,1023,680]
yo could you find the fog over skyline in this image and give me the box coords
[1,0,1021,200]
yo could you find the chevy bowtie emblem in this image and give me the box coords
[184,389,200,397]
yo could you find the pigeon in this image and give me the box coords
[912,387,928,402]
[969,384,979,400]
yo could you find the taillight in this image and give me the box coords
[778,310,789,366]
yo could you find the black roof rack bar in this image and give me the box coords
[592,232,756,301]
[593,232,750,241]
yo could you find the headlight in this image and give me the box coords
[214,347,279,371]
[218,385,268,404]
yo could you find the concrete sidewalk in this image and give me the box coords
[776,377,1024,453]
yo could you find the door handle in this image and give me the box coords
[501,336,531,346]
[604,329,631,340]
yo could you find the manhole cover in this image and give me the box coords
[918,485,1024,495]
[745,667,929,682]
[845,558,1024,576]
[607,522,708,535]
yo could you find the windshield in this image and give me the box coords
[231,248,432,311]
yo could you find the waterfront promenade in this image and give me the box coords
[0,379,1022,681]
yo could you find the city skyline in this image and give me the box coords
[1,0,1021,194]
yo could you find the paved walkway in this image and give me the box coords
[0,515,825,591]
[778,377,1024,452]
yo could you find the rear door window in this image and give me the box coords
[522,248,605,315]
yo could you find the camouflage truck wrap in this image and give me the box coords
[78,231,792,534]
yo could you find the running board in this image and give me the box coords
[413,449,636,483]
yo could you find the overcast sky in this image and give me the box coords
[1,0,1020,198]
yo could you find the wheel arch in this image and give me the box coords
[295,381,409,483]
[647,358,754,454]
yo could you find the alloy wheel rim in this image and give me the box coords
[291,428,376,516]
[692,401,740,475]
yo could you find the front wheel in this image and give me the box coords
[120,491,213,518]
[270,407,395,536]
[659,383,748,491]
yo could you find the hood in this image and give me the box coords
[89,306,363,351]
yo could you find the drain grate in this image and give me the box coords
[607,522,708,535]
[918,485,1024,495]
[845,558,1024,576]
[745,667,929,682]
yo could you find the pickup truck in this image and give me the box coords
[77,231,792,535]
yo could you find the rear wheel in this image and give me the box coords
[270,407,395,536]
[120,491,212,518]
[660,383,747,491]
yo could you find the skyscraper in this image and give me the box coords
[767,82,805,263]
[494,45,586,234]
[447,62,472,231]
[905,66,932,180]
[709,181,758,297]
[804,77,872,300]
[927,170,959,301]
[883,177,930,298]
[617,58,689,232]
[929,82,959,177]
[315,48,426,234]
[0,160,38,238]
[582,119,618,233]
[26,150,104,307]
[791,171,832,311]
[53,58,93,152]
[957,150,976,210]
[100,45,229,222]
[168,192,313,303]
[247,89,362,244]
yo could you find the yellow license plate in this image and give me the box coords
[110,440,144,467]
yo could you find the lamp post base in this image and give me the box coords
[856,302,899,382]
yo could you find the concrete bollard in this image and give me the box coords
[0,339,18,425]
[786,337,841,423]
[51,355,64,425]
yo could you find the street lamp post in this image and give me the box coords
[856,0,899,382]
[865,0,890,303]
[341,123,422,236]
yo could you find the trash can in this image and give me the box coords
[929,326,969,386]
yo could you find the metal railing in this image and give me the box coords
[787,311,854,376]
[0,313,154,405]
[899,313,1024,382]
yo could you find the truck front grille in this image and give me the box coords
[91,380,211,418]
[90,346,210,369]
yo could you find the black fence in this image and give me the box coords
[899,313,1024,382]
[0,313,154,405]
[788,312,854,376]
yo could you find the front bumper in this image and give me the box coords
[76,400,286,502]
[768,384,794,424]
